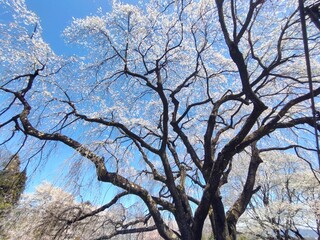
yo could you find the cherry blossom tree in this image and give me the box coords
[2,182,160,240]
[1,0,320,239]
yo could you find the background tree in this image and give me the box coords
[1,182,160,240]
[0,150,26,238]
[0,155,26,216]
[227,152,320,239]
[1,0,320,239]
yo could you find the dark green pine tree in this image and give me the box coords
[0,155,26,218]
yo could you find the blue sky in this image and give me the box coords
[25,0,113,55]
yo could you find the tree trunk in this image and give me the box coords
[210,195,233,240]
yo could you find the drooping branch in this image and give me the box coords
[94,225,158,240]
[67,191,129,224]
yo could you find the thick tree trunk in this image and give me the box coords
[210,195,232,240]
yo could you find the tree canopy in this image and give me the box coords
[1,0,320,239]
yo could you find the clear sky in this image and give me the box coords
[25,0,113,55]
